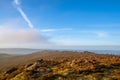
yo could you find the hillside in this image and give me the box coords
[0,48,41,54]
[0,51,120,80]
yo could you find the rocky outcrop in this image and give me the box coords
[0,51,120,80]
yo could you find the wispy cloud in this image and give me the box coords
[78,30,108,38]
[40,28,73,32]
[95,32,108,38]
[14,0,20,5]
[13,0,34,28]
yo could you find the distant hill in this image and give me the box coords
[0,48,41,54]
[0,53,11,58]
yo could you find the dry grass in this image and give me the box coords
[0,51,120,80]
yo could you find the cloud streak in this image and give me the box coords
[40,28,73,32]
[13,0,34,28]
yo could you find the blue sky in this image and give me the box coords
[0,0,120,49]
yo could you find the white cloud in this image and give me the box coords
[0,28,48,44]
[95,32,108,38]
[14,0,20,5]
[40,28,73,32]
[0,18,74,48]
[0,18,51,48]
[13,0,34,28]
[79,30,108,38]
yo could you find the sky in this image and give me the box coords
[0,0,120,49]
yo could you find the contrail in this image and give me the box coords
[13,0,34,28]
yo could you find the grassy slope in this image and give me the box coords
[0,51,120,80]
